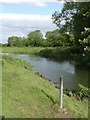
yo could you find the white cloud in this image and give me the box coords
[0,0,58,7]
[0,13,57,43]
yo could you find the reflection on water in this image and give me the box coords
[11,54,89,90]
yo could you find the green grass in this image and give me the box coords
[2,55,88,118]
[1,47,45,55]
[64,95,88,118]
[0,54,2,117]
[2,55,59,118]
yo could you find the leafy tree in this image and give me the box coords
[8,36,18,46]
[8,36,24,47]
[52,2,77,33]
[45,29,73,47]
[79,27,90,52]
[52,2,90,45]
[73,2,90,44]
[27,30,43,46]
[15,37,24,47]
[52,2,77,45]
[40,39,48,47]
[21,37,29,46]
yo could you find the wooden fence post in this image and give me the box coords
[60,76,63,110]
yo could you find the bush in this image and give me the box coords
[77,84,90,99]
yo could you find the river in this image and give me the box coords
[10,53,89,91]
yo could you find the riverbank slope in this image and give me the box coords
[2,55,88,118]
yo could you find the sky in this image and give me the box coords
[0,0,64,43]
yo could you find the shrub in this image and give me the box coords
[77,84,90,99]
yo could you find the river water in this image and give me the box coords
[10,54,89,91]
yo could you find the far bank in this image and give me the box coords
[1,46,90,69]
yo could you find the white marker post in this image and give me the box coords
[60,76,63,110]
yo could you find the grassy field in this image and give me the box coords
[2,55,88,118]
[1,47,45,55]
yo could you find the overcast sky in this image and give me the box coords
[0,0,64,43]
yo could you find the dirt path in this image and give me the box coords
[55,108,71,119]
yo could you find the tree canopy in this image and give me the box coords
[52,2,90,45]
[27,30,43,46]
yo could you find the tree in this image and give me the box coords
[45,29,73,47]
[8,36,24,47]
[21,37,29,46]
[52,2,77,45]
[73,2,90,44]
[52,2,77,33]
[8,36,17,46]
[27,30,43,46]
[79,27,90,52]
[52,2,90,45]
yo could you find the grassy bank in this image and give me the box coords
[1,47,45,55]
[2,55,88,118]
[1,46,82,61]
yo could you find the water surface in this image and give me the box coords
[11,54,89,90]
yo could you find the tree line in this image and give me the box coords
[2,2,90,53]
[3,29,74,47]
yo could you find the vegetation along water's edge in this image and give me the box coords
[2,46,90,69]
[2,55,89,118]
